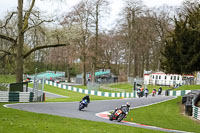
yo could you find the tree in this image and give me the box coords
[162,3,200,74]
[122,0,145,78]
[91,0,109,83]
[0,0,69,82]
[63,0,93,85]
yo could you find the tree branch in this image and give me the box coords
[23,0,35,32]
[25,20,52,33]
[23,43,70,59]
[23,20,53,33]
[0,33,16,44]
[0,49,15,60]
[0,12,17,29]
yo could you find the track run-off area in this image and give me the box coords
[4,96,192,133]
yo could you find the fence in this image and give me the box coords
[33,76,44,102]
[128,77,144,85]
[87,82,100,91]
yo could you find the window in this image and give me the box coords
[153,75,154,79]
[156,75,158,79]
[177,76,179,80]
[159,76,161,79]
[174,76,176,80]
[171,76,172,80]
[165,76,167,79]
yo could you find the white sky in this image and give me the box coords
[0,0,184,29]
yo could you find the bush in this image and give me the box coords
[0,83,8,91]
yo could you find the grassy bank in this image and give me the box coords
[125,97,200,133]
[29,84,120,102]
[0,103,164,133]
[109,83,172,92]
[73,85,120,93]
[71,83,200,93]
[0,75,15,83]
[174,85,200,90]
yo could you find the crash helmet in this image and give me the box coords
[86,95,89,98]
[126,102,130,108]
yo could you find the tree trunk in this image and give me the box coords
[127,45,132,78]
[134,53,138,77]
[146,50,150,71]
[92,61,96,83]
[16,0,24,83]
[66,60,71,82]
[82,51,86,85]
[92,2,99,83]
[141,53,145,77]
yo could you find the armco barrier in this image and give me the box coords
[192,93,200,120]
[0,91,34,102]
[45,81,137,98]
[193,105,200,120]
[168,90,192,96]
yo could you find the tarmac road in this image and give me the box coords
[5,96,191,133]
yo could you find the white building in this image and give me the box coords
[196,72,200,85]
[144,72,194,86]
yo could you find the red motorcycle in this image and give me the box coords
[109,108,127,122]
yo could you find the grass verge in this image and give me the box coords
[108,83,171,93]
[174,85,200,90]
[0,103,164,133]
[73,85,120,93]
[125,97,200,133]
[29,84,120,102]
[0,75,15,83]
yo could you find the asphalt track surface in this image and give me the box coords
[5,96,192,133]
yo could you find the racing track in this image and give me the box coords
[5,96,192,133]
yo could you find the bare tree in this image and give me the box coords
[0,0,70,82]
[90,0,109,83]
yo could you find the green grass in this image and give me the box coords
[73,85,120,93]
[109,83,133,92]
[0,75,15,83]
[29,84,120,102]
[109,83,133,90]
[108,83,172,93]
[146,85,171,93]
[74,83,200,93]
[0,103,164,133]
[125,97,200,133]
[174,85,200,90]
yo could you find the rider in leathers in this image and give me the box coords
[115,102,130,116]
[81,95,90,107]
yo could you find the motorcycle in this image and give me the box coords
[79,99,88,111]
[152,90,156,96]
[109,107,128,122]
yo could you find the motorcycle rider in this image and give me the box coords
[81,95,90,107]
[144,88,149,98]
[115,102,130,115]
[137,88,141,98]
[158,86,162,95]
[152,88,156,96]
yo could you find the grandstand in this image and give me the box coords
[26,71,65,81]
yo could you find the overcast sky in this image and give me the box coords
[0,0,184,29]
